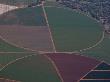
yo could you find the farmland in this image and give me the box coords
[0,0,109,82]
[45,7,102,51]
[0,0,39,6]
[0,54,61,82]
[0,6,46,26]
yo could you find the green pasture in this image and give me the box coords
[0,0,39,6]
[45,7,102,52]
[0,7,46,26]
[81,35,110,63]
[0,54,61,82]
[0,39,26,52]
[0,53,32,68]
[44,0,61,7]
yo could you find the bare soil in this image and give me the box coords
[0,25,54,52]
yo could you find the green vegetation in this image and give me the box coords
[0,0,39,6]
[45,7,102,51]
[0,7,46,26]
[0,53,31,68]
[0,39,26,52]
[0,54,61,82]
[82,35,110,63]
[44,0,61,7]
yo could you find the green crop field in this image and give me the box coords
[44,0,61,7]
[45,7,103,52]
[82,35,110,63]
[0,38,26,52]
[0,54,61,82]
[0,53,32,68]
[0,0,110,81]
[0,0,39,6]
[0,6,46,26]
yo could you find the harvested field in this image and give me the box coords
[0,25,54,52]
[46,53,100,82]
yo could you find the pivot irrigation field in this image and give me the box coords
[0,0,39,6]
[0,0,109,82]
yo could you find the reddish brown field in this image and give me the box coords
[0,25,54,52]
[46,53,100,82]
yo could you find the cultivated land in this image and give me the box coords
[44,0,61,7]
[0,1,109,82]
[0,54,61,82]
[0,38,26,52]
[0,0,38,6]
[0,25,54,52]
[46,53,100,82]
[0,7,46,26]
[82,34,110,63]
[0,53,34,68]
[45,7,103,52]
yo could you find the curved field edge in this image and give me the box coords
[0,38,27,52]
[0,54,61,82]
[81,35,110,63]
[0,6,46,26]
[0,0,39,6]
[44,0,62,7]
[0,52,36,69]
[45,6,103,52]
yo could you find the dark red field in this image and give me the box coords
[0,25,54,52]
[46,53,101,82]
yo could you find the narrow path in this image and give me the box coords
[0,78,21,82]
[0,54,36,71]
[79,31,105,52]
[0,53,63,82]
[44,6,105,52]
[44,55,64,82]
[42,4,56,52]
[77,61,105,82]
[0,35,37,52]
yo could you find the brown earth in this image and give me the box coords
[46,53,101,82]
[0,25,54,52]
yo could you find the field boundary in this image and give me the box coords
[77,61,103,82]
[44,6,105,52]
[44,55,64,82]
[0,35,37,52]
[42,4,56,52]
[0,53,63,82]
[0,25,55,52]
[0,54,36,71]
[79,31,105,52]
[0,77,21,82]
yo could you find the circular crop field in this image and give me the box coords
[0,54,61,82]
[0,53,100,82]
[0,1,109,82]
[0,6,103,52]
[45,6,103,52]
